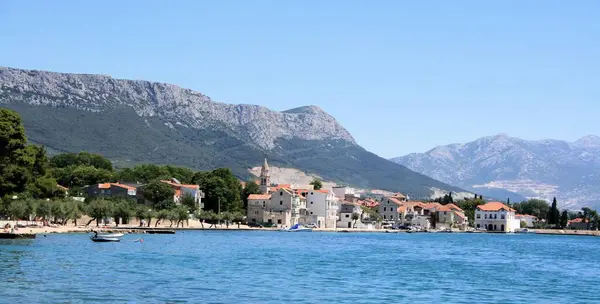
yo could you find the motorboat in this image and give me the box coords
[281,224,312,232]
[90,232,124,242]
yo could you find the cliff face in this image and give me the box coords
[0,67,354,150]
[0,66,465,198]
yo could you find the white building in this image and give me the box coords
[337,201,366,229]
[306,189,339,228]
[332,186,358,201]
[475,202,521,232]
[515,214,538,228]
[160,179,205,209]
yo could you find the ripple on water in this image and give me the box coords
[0,232,599,303]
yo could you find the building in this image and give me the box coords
[567,218,589,230]
[259,158,270,194]
[475,202,521,232]
[378,194,407,222]
[337,201,365,228]
[247,194,270,224]
[84,183,138,200]
[160,179,205,209]
[515,214,538,228]
[435,204,468,230]
[306,189,339,228]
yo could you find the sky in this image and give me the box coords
[0,1,599,158]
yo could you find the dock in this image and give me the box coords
[0,233,36,239]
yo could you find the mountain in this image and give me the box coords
[0,66,466,198]
[391,134,600,209]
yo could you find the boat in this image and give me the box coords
[281,224,312,232]
[0,233,36,239]
[515,228,535,234]
[145,230,176,234]
[90,236,120,242]
[97,233,125,238]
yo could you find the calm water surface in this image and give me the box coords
[0,231,599,303]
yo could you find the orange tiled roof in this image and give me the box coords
[445,203,463,212]
[388,197,405,205]
[453,211,466,219]
[569,218,588,223]
[181,184,199,189]
[98,183,111,189]
[436,205,453,212]
[477,202,515,212]
[248,194,271,200]
[110,183,137,190]
[314,189,330,194]
[56,184,69,191]
[423,202,443,210]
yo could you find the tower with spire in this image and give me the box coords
[260,158,270,194]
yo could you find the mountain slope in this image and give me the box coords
[0,66,465,198]
[391,134,600,209]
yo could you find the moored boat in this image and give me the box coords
[0,233,36,239]
[90,236,121,242]
[281,224,312,232]
[515,228,535,234]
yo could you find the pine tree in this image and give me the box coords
[560,210,569,228]
[507,197,510,205]
[548,197,559,226]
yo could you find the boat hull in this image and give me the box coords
[0,233,36,239]
[90,236,120,242]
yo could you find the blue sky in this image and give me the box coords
[1,1,599,158]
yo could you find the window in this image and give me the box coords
[280,191,283,196]
[280,201,283,205]
[263,202,266,207]
[391,207,393,212]
[494,214,497,219]
[311,192,313,195]
[384,207,387,211]
[444,211,447,215]
[277,219,282,224]
[251,218,256,222]
[310,212,313,215]
[476,214,481,219]
[345,214,349,218]
[311,202,313,204]
[484,214,488,219]
[268,219,272,223]
[384,215,387,219]
[501,214,505,219]
[477,224,480,228]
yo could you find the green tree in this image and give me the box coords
[520,221,528,228]
[196,168,242,213]
[351,212,360,228]
[37,199,53,223]
[241,180,261,210]
[548,197,559,226]
[143,180,175,206]
[560,210,569,229]
[135,206,154,227]
[181,192,198,213]
[167,210,178,227]
[310,178,323,190]
[174,205,189,227]
[8,200,27,222]
[232,211,244,228]
[195,210,207,228]
[221,211,234,228]
[112,199,135,227]
[86,199,114,227]
[155,209,170,227]
[513,199,550,220]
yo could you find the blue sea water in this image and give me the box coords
[0,231,599,303]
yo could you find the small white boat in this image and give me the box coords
[515,228,535,234]
[90,232,124,242]
[281,224,312,232]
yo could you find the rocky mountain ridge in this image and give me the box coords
[0,66,465,198]
[0,67,354,150]
[392,134,600,209]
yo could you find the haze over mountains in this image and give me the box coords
[392,134,600,209]
[0,66,466,198]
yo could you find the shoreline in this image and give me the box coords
[6,224,600,237]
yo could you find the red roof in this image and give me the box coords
[445,203,463,212]
[248,194,271,200]
[314,189,330,194]
[388,197,405,205]
[477,202,515,212]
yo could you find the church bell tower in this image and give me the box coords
[260,158,270,194]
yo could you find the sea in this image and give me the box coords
[0,231,599,304]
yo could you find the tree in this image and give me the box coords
[196,168,242,213]
[181,192,198,214]
[548,197,559,226]
[155,209,170,227]
[167,210,178,227]
[520,221,528,228]
[37,199,53,223]
[513,199,550,220]
[112,199,135,227]
[232,211,244,228]
[86,199,114,227]
[351,212,360,228]
[310,178,323,190]
[174,205,189,227]
[241,180,261,210]
[507,197,510,205]
[560,210,569,229]
[8,200,27,223]
[222,211,234,228]
[143,180,175,206]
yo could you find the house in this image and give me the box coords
[247,194,271,224]
[160,179,205,209]
[435,204,468,230]
[378,194,407,222]
[567,218,589,230]
[515,214,538,228]
[306,189,339,228]
[337,201,365,228]
[475,202,521,232]
[84,183,138,200]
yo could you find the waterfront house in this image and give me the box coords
[337,201,365,228]
[160,178,205,209]
[84,182,138,200]
[474,202,521,232]
[567,218,589,230]
[515,214,538,228]
[306,189,339,228]
[378,194,407,222]
[247,194,271,224]
[435,204,468,230]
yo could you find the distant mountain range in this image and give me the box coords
[391,134,600,209]
[0,66,467,198]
